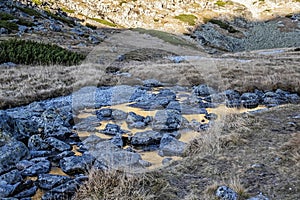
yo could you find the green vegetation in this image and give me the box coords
[215,0,226,7]
[0,39,86,66]
[0,12,15,20]
[174,14,198,26]
[62,7,75,14]
[32,0,42,5]
[0,20,18,32]
[209,19,239,33]
[131,28,198,49]
[16,6,42,18]
[90,18,117,27]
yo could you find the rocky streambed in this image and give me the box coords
[0,81,299,199]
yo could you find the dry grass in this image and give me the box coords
[74,169,154,200]
[281,132,300,166]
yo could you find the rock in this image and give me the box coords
[96,108,113,120]
[130,131,163,146]
[199,99,218,108]
[193,84,216,96]
[0,181,17,198]
[88,141,144,169]
[21,160,51,176]
[89,35,101,44]
[158,134,186,157]
[99,123,126,135]
[82,134,106,149]
[42,179,81,200]
[0,62,17,67]
[13,185,37,198]
[205,113,218,120]
[111,109,128,120]
[73,116,100,132]
[16,160,34,170]
[28,135,49,151]
[29,150,53,158]
[126,112,150,129]
[247,193,269,200]
[0,170,22,185]
[162,157,173,165]
[50,23,61,32]
[287,93,300,104]
[240,93,259,109]
[52,151,75,162]
[204,93,226,103]
[223,90,240,100]
[60,153,95,175]
[38,174,71,190]
[0,141,29,174]
[111,134,123,148]
[0,131,12,147]
[0,27,9,34]
[152,110,187,131]
[216,186,238,200]
[44,137,72,152]
[225,99,241,108]
[139,160,152,167]
[143,79,163,87]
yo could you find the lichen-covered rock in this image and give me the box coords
[216,186,238,200]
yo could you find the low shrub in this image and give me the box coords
[0,39,86,66]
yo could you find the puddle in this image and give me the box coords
[74,92,266,170]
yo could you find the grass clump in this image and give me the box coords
[62,7,75,14]
[209,19,239,33]
[0,12,15,20]
[174,14,198,26]
[90,17,117,27]
[0,20,18,32]
[0,39,86,66]
[131,28,198,48]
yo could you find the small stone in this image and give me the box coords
[216,186,238,200]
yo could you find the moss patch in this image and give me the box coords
[90,17,117,27]
[215,0,227,7]
[0,39,86,66]
[174,14,198,26]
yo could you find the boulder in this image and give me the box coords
[152,110,188,131]
[38,174,71,190]
[0,141,29,174]
[99,123,126,135]
[110,134,124,148]
[216,186,238,200]
[0,182,17,198]
[158,134,186,157]
[193,84,216,97]
[130,131,163,146]
[96,108,113,121]
[60,153,95,175]
[44,137,72,152]
[42,179,81,200]
[21,160,51,176]
[0,170,22,185]
[240,93,259,109]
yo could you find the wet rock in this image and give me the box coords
[21,160,51,176]
[60,153,95,175]
[0,141,29,174]
[158,134,186,157]
[38,174,71,190]
[44,137,72,152]
[143,79,163,87]
[131,131,163,146]
[0,170,22,185]
[28,135,49,151]
[100,123,126,135]
[193,84,216,97]
[111,134,123,148]
[152,110,187,131]
[216,186,238,200]
[240,93,259,109]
